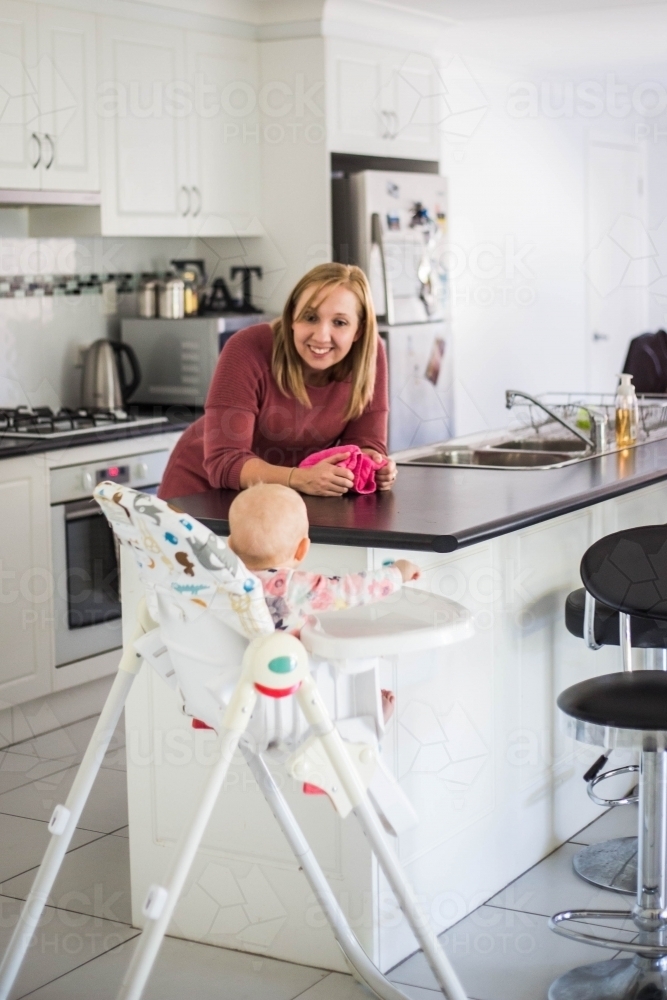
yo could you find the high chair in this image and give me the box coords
[0,483,472,1000]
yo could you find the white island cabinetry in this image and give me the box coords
[122,480,667,974]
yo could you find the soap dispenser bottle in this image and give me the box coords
[615,373,639,447]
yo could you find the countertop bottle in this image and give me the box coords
[615,372,639,447]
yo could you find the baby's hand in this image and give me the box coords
[395,559,420,583]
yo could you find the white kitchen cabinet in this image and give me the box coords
[186,32,262,237]
[0,0,40,189]
[98,17,190,236]
[326,39,441,161]
[36,5,99,191]
[99,20,262,237]
[0,454,53,708]
[0,2,98,192]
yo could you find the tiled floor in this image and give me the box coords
[0,713,640,1000]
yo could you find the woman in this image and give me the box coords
[159,263,397,499]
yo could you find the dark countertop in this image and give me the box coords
[172,435,667,552]
[0,406,197,460]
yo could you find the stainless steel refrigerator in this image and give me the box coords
[333,168,452,453]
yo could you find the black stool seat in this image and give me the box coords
[558,672,667,731]
[565,588,667,647]
[582,524,667,617]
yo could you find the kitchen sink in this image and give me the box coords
[399,446,575,469]
[493,437,589,453]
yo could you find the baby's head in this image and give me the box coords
[228,483,310,571]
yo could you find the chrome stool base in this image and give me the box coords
[572,837,637,895]
[549,956,667,1000]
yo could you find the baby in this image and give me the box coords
[227,483,421,723]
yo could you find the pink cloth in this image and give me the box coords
[299,445,387,494]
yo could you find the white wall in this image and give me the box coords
[440,52,666,434]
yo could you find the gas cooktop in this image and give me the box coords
[0,407,168,440]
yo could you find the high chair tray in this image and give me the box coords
[300,589,472,660]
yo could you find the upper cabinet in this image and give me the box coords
[326,39,441,161]
[186,32,261,237]
[98,18,190,236]
[36,6,99,191]
[98,19,262,237]
[0,1,40,189]
[0,1,98,191]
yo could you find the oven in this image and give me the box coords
[50,449,170,667]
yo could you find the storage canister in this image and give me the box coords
[158,277,185,319]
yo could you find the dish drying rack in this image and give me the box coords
[511,392,667,440]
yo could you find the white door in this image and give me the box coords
[586,141,648,393]
[186,32,262,237]
[0,0,40,189]
[36,6,99,191]
[98,17,190,236]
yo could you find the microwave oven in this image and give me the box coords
[121,315,272,407]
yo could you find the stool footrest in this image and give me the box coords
[587,764,639,807]
[550,909,667,958]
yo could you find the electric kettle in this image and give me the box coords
[80,339,141,412]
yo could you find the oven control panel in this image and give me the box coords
[50,449,170,504]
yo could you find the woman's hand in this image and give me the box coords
[361,448,397,491]
[292,454,355,496]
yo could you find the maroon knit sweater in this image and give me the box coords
[159,323,388,499]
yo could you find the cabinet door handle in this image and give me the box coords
[593,332,609,341]
[191,186,201,217]
[180,186,191,216]
[43,133,54,170]
[30,132,42,169]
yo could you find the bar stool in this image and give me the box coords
[548,671,667,999]
[563,532,667,895]
[549,524,667,998]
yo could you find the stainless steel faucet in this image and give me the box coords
[505,390,607,453]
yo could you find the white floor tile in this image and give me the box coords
[5,715,125,765]
[2,835,133,926]
[0,764,127,834]
[0,753,72,796]
[0,814,101,883]
[295,971,443,999]
[0,897,137,1000]
[486,842,632,929]
[571,805,639,846]
[389,906,627,1000]
[21,933,328,1000]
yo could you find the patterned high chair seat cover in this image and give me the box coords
[95,482,275,731]
[96,482,419,835]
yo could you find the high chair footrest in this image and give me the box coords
[550,909,667,958]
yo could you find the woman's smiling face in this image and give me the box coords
[292,283,362,378]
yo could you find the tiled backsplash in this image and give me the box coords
[0,227,281,411]
[0,294,109,411]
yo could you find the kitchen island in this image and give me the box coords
[121,441,667,973]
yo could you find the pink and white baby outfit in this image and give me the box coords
[255,564,402,634]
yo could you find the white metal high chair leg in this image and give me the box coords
[241,746,414,1000]
[0,599,155,1000]
[295,672,467,1000]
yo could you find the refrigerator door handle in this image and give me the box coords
[370,213,394,325]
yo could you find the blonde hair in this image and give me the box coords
[271,263,378,422]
